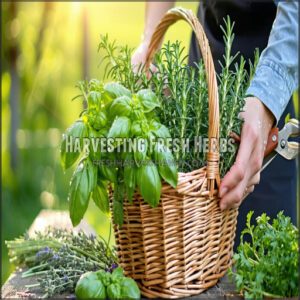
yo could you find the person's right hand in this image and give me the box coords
[131,41,158,76]
[131,2,175,73]
[131,42,149,72]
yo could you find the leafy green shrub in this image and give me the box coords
[230,211,299,299]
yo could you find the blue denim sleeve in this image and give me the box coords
[246,1,299,123]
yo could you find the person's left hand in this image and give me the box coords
[219,96,275,210]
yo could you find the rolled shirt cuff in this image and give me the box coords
[246,59,295,124]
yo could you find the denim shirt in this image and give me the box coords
[246,1,299,123]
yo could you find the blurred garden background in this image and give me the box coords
[1,2,198,284]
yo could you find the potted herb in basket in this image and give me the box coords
[62,8,259,298]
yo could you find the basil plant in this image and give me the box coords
[61,80,178,226]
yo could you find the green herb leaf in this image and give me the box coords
[120,277,141,299]
[75,272,106,299]
[154,144,178,188]
[108,116,131,139]
[87,91,101,109]
[104,82,131,99]
[131,120,143,136]
[107,283,121,299]
[68,159,97,226]
[133,138,148,167]
[137,89,160,112]
[99,163,117,183]
[88,128,102,160]
[111,267,124,280]
[96,270,111,287]
[150,121,171,139]
[61,120,88,171]
[92,181,109,214]
[109,95,132,119]
[124,153,136,203]
[137,160,161,207]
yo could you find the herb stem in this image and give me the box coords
[244,286,283,299]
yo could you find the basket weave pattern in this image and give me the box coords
[113,8,238,298]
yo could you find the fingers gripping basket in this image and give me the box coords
[113,8,238,298]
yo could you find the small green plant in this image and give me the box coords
[230,211,299,299]
[61,80,177,226]
[76,267,140,299]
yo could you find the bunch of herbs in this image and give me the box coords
[99,17,258,176]
[6,228,117,298]
[61,79,177,226]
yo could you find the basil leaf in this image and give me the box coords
[137,89,160,112]
[150,120,171,139]
[137,160,161,207]
[108,116,131,139]
[69,159,97,226]
[87,91,101,109]
[98,111,107,127]
[109,95,132,119]
[98,127,108,137]
[99,163,117,183]
[92,181,109,214]
[131,120,142,136]
[88,108,107,130]
[124,154,136,203]
[88,128,102,160]
[111,267,124,280]
[88,79,103,92]
[96,270,111,287]
[154,144,178,188]
[104,82,131,99]
[75,272,106,299]
[133,138,148,167]
[113,183,124,226]
[88,160,98,190]
[120,277,141,299]
[107,283,121,299]
[61,120,88,171]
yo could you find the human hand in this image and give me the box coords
[131,41,149,72]
[131,41,157,75]
[219,97,275,210]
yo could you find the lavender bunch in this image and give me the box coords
[6,228,117,297]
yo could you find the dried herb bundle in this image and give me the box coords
[6,228,117,298]
[99,17,259,176]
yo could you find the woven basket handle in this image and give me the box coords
[145,7,220,193]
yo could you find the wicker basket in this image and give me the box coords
[113,7,238,299]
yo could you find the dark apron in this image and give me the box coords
[189,0,297,248]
